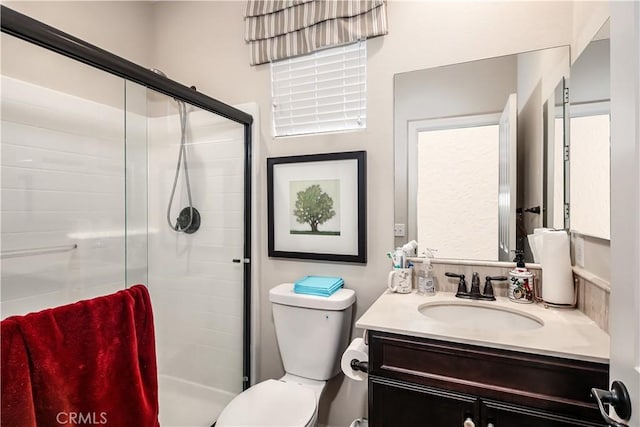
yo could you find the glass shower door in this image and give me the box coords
[2,10,251,427]
[130,85,247,426]
[1,32,128,319]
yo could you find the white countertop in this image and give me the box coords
[356,290,610,364]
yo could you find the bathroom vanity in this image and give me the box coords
[356,292,610,427]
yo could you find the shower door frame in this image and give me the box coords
[1,5,254,391]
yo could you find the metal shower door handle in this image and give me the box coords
[591,380,632,427]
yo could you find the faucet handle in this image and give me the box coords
[445,272,467,294]
[483,276,508,299]
[445,272,464,278]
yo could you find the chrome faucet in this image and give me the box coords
[445,272,507,301]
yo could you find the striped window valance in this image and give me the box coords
[244,0,388,65]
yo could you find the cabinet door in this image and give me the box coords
[482,399,607,427]
[370,377,478,427]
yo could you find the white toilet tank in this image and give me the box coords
[269,283,356,381]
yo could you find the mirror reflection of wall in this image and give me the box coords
[395,46,570,262]
[569,34,610,241]
[543,78,568,231]
[517,46,571,261]
[417,118,500,260]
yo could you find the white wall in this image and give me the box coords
[3,1,153,65]
[2,1,153,107]
[517,46,570,113]
[572,1,609,64]
[151,2,574,425]
[571,38,611,104]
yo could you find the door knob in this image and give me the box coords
[463,418,475,427]
[591,380,632,426]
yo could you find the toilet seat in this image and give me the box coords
[215,379,317,426]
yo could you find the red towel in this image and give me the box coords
[1,318,37,427]
[2,284,159,427]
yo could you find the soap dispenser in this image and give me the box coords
[508,250,534,303]
[416,258,435,295]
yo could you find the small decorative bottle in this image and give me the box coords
[508,250,534,303]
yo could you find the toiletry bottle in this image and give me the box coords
[394,247,405,268]
[417,258,435,295]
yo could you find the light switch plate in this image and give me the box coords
[394,223,406,237]
[574,235,585,268]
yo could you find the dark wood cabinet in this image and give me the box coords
[371,377,478,426]
[482,399,603,427]
[367,330,609,427]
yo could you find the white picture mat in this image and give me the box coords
[273,159,359,255]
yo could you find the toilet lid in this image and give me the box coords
[216,379,316,426]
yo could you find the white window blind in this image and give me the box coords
[271,40,367,137]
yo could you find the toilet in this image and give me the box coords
[215,282,356,427]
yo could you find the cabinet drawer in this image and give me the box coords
[482,399,606,427]
[368,331,608,422]
[369,377,477,427]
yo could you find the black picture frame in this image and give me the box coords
[267,151,367,263]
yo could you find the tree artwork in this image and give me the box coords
[293,184,336,233]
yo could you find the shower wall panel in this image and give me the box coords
[1,76,126,318]
[148,108,245,396]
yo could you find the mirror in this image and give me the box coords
[568,22,610,241]
[394,46,570,262]
[543,77,568,231]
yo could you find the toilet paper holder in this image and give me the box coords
[350,359,369,373]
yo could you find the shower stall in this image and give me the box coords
[0,7,255,426]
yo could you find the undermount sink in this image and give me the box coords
[417,301,544,331]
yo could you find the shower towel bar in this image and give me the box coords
[0,244,78,259]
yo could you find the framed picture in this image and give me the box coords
[267,151,367,263]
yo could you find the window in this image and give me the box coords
[270,40,366,137]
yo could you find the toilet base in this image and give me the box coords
[279,374,326,427]
[215,376,324,427]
